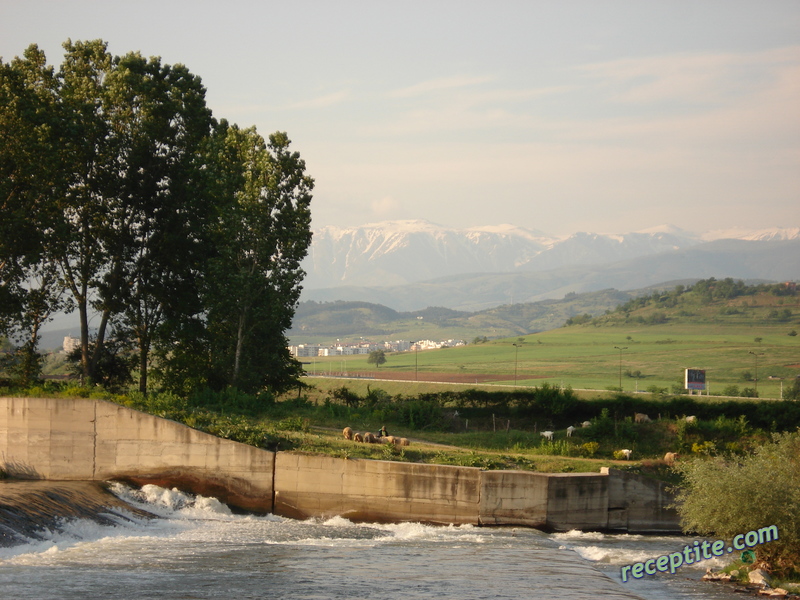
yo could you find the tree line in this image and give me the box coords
[0,40,313,395]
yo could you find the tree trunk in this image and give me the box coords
[233,310,246,386]
[138,342,148,395]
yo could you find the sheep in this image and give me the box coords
[541,430,554,441]
[664,452,680,466]
[353,432,364,443]
[363,432,376,444]
[566,426,575,438]
[582,421,592,428]
[634,413,651,423]
[384,435,397,445]
[342,427,353,441]
[398,438,410,446]
[685,415,697,424]
[619,449,632,460]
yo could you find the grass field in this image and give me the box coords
[305,321,799,399]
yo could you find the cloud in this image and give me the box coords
[371,196,399,216]
[285,90,350,110]
[388,75,492,98]
[577,45,800,106]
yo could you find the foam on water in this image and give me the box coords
[0,483,746,600]
[551,529,731,572]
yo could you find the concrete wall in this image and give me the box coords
[0,397,274,512]
[274,453,481,525]
[603,467,680,533]
[0,397,681,532]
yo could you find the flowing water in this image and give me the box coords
[0,483,746,600]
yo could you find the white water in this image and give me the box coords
[0,484,744,600]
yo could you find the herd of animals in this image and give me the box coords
[342,426,410,447]
[341,412,692,465]
[538,412,689,464]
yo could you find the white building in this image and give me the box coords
[62,336,80,354]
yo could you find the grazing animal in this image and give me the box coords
[541,430,554,441]
[634,413,651,423]
[685,415,697,424]
[619,449,632,460]
[384,435,397,445]
[582,421,591,428]
[664,452,679,466]
[353,432,364,443]
[343,427,353,440]
[566,426,575,438]
[363,432,376,444]
[399,438,410,446]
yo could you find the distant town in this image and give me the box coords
[289,339,466,357]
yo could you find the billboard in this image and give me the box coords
[685,368,706,391]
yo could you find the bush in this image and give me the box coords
[674,431,800,577]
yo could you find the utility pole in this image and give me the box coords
[513,343,520,386]
[748,351,764,396]
[614,346,627,391]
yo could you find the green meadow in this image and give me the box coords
[308,321,798,399]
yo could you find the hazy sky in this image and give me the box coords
[2,1,799,235]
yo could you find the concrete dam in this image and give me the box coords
[0,396,681,533]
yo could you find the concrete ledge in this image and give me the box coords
[1,397,681,532]
[274,453,481,525]
[0,397,274,513]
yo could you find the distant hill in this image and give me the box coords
[289,277,799,345]
[290,288,637,344]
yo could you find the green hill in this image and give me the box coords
[305,279,799,399]
[289,288,635,344]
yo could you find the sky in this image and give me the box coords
[1,0,799,236]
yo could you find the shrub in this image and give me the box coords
[580,442,599,457]
[674,431,800,577]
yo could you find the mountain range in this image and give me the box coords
[300,221,800,311]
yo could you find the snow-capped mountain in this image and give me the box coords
[303,220,555,288]
[702,226,800,242]
[301,220,763,289]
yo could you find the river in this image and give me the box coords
[0,482,746,600]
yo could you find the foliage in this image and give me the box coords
[66,336,137,392]
[192,124,313,394]
[0,40,313,396]
[674,431,800,577]
[367,349,387,368]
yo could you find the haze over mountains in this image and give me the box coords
[301,220,800,311]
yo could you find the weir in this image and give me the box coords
[0,396,681,533]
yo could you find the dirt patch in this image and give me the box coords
[354,372,546,384]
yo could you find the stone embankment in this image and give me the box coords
[0,396,681,533]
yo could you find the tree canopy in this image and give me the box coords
[0,40,313,395]
[367,349,387,368]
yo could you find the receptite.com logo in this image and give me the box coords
[621,525,779,582]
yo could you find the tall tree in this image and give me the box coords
[47,39,117,382]
[0,45,66,380]
[200,123,313,393]
[103,51,213,393]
